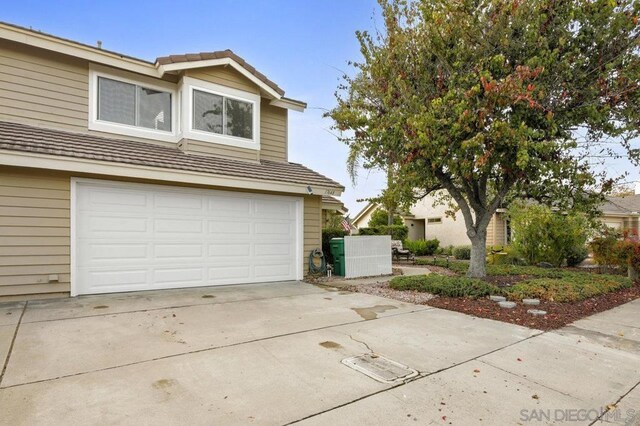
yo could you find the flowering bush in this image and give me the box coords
[591,229,639,280]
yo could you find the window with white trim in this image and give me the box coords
[89,66,178,142]
[97,77,172,132]
[182,77,260,150]
[427,217,443,224]
[192,90,253,139]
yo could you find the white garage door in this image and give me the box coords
[72,179,302,295]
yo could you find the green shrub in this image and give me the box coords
[321,228,347,264]
[453,246,472,260]
[357,225,409,241]
[390,274,501,298]
[436,245,455,256]
[507,200,593,267]
[415,257,470,273]
[487,245,524,265]
[566,245,589,267]
[506,274,632,302]
[403,238,440,256]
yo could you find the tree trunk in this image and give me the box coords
[467,230,488,278]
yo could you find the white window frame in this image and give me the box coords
[88,64,179,142]
[181,76,260,151]
[427,217,443,224]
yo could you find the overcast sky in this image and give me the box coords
[4,0,638,217]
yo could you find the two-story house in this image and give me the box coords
[0,22,343,301]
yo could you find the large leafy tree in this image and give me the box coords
[329,0,640,277]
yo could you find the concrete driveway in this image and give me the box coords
[0,282,638,425]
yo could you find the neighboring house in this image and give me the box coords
[321,195,348,227]
[0,22,343,301]
[600,194,640,234]
[352,193,509,247]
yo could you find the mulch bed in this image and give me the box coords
[481,274,530,287]
[426,282,640,330]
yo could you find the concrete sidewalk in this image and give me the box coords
[0,282,638,425]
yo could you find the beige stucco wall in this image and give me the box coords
[0,39,288,163]
[409,194,470,246]
[0,166,321,301]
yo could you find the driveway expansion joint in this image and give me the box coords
[0,301,27,387]
[0,303,433,390]
[284,330,546,424]
[588,379,640,426]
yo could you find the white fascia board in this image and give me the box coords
[0,150,343,197]
[270,98,306,112]
[158,58,283,100]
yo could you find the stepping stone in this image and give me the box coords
[523,299,540,306]
[489,295,506,302]
[527,309,547,316]
[498,301,516,309]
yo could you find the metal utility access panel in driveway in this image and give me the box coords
[72,179,302,295]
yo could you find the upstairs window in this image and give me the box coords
[97,77,172,132]
[192,89,253,140]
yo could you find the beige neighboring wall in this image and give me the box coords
[0,167,322,301]
[0,39,289,163]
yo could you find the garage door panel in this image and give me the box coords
[208,265,252,281]
[79,244,149,264]
[74,181,301,295]
[153,193,203,211]
[86,216,149,233]
[208,220,251,235]
[86,188,149,209]
[208,197,252,215]
[208,243,251,257]
[154,218,203,234]
[255,242,293,256]
[154,244,204,259]
[153,267,204,285]
[255,199,294,218]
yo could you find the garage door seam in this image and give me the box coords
[0,301,28,388]
[0,306,432,390]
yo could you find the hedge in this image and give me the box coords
[403,239,440,256]
[358,225,408,241]
[506,273,632,302]
[390,274,501,298]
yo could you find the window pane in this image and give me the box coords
[225,98,253,139]
[138,86,171,131]
[193,90,223,134]
[98,77,135,126]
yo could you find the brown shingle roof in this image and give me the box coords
[156,50,285,96]
[0,121,343,190]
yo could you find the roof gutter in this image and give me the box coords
[0,150,343,197]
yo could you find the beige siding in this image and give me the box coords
[0,167,322,300]
[303,195,322,274]
[260,99,287,162]
[0,40,290,163]
[185,67,260,95]
[0,169,71,298]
